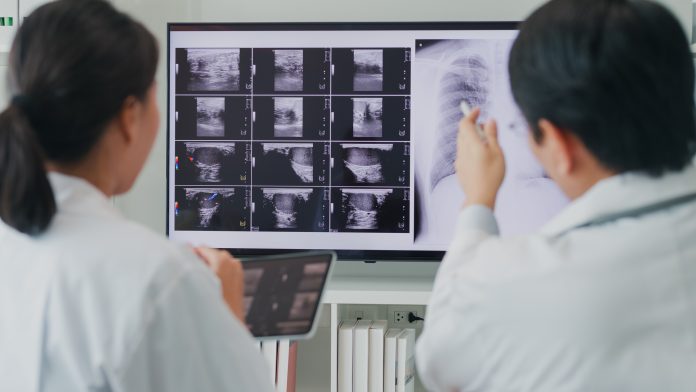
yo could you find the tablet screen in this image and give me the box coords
[241,252,334,338]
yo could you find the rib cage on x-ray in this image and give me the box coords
[430,41,493,190]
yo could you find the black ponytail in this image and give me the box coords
[0,0,158,235]
[0,104,56,235]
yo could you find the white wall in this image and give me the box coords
[0,0,691,234]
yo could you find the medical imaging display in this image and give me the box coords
[175,48,252,93]
[252,187,330,231]
[253,96,330,140]
[332,48,411,94]
[331,188,408,232]
[331,96,410,140]
[332,143,409,186]
[252,142,330,186]
[243,254,331,337]
[174,186,250,231]
[253,48,331,94]
[175,96,251,139]
[175,141,250,185]
[169,25,570,254]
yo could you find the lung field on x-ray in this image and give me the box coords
[423,40,491,190]
[186,49,241,91]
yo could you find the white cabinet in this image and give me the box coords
[296,261,438,392]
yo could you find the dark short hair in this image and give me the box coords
[509,0,696,176]
[0,0,158,235]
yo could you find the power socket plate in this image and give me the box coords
[388,305,426,328]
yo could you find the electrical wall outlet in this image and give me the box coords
[388,305,426,328]
[343,304,380,322]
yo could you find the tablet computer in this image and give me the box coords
[240,251,336,340]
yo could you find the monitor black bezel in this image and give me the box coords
[166,21,519,261]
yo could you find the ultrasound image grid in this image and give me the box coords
[175,46,411,234]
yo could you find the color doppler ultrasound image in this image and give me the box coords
[174,187,250,231]
[175,141,250,185]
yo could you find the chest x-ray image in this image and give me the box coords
[252,187,329,232]
[174,186,250,231]
[274,50,304,91]
[185,48,241,91]
[413,39,569,246]
[353,49,384,91]
[175,141,250,185]
[331,188,409,232]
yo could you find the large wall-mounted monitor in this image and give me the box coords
[167,22,569,261]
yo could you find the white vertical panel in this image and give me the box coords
[0,0,18,54]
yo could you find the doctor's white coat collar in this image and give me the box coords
[540,162,696,236]
[48,171,119,219]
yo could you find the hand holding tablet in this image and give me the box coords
[239,251,336,340]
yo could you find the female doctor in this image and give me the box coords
[0,0,273,391]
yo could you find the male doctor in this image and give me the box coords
[416,0,696,391]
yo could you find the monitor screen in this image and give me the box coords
[167,23,570,260]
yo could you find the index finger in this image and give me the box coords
[458,107,484,146]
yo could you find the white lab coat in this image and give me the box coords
[0,173,274,392]
[416,163,696,392]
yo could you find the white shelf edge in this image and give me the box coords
[323,289,431,305]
